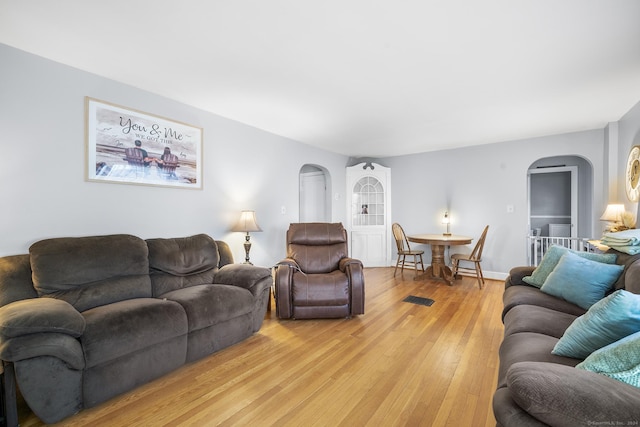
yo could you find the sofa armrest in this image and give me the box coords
[0,332,85,369]
[213,264,272,297]
[507,361,640,426]
[505,266,536,289]
[0,298,85,338]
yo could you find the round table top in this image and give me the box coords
[407,234,473,245]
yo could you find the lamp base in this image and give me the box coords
[442,233,452,236]
[243,234,253,265]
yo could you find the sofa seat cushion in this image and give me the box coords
[502,285,586,319]
[292,271,349,306]
[81,298,187,368]
[503,305,577,339]
[498,332,580,388]
[160,284,253,332]
[29,235,152,311]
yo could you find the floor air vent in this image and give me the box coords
[403,295,435,307]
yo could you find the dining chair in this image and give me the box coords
[391,223,425,278]
[451,225,489,288]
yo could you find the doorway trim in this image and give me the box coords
[527,165,578,239]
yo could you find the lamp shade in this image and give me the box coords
[231,210,262,232]
[442,211,450,224]
[600,204,625,222]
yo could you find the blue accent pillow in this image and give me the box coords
[522,245,617,288]
[576,330,640,388]
[540,251,623,310]
[553,290,640,359]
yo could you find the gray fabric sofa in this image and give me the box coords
[493,250,640,426]
[0,233,272,424]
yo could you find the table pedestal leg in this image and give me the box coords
[416,245,454,285]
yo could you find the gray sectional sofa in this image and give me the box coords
[494,248,640,426]
[0,233,272,424]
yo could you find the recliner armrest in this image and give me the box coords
[340,257,365,315]
[339,257,363,272]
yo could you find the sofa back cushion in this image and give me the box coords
[287,223,348,274]
[146,234,220,296]
[29,235,152,312]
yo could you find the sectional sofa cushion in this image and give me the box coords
[522,245,617,288]
[540,251,623,310]
[552,290,640,359]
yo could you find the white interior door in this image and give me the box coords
[346,163,391,267]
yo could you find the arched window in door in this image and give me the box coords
[352,176,385,226]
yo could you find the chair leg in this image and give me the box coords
[451,259,458,279]
[394,256,401,277]
[418,254,425,272]
[476,262,485,289]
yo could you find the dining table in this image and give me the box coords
[406,233,473,284]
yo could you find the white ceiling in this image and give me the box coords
[2,1,640,157]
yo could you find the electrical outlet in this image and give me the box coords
[506,204,514,213]
[281,206,286,215]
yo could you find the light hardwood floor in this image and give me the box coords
[18,268,505,427]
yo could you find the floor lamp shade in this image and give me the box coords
[231,210,262,264]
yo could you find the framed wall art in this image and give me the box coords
[85,97,203,189]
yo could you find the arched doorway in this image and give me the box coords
[299,164,331,222]
[527,155,594,263]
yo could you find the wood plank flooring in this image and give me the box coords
[18,268,505,427]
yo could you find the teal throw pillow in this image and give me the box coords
[576,330,640,388]
[540,251,623,310]
[522,245,617,288]
[553,290,640,359]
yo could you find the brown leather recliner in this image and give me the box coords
[275,222,365,319]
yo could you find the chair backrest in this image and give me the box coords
[124,147,145,166]
[469,225,489,261]
[391,223,410,253]
[286,223,348,274]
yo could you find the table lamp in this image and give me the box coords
[231,210,262,264]
[442,211,451,236]
[600,204,626,232]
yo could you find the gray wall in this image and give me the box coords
[2,43,640,277]
[0,44,349,266]
[382,130,606,278]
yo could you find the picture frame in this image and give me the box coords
[85,97,203,189]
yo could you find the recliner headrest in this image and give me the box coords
[287,223,346,245]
